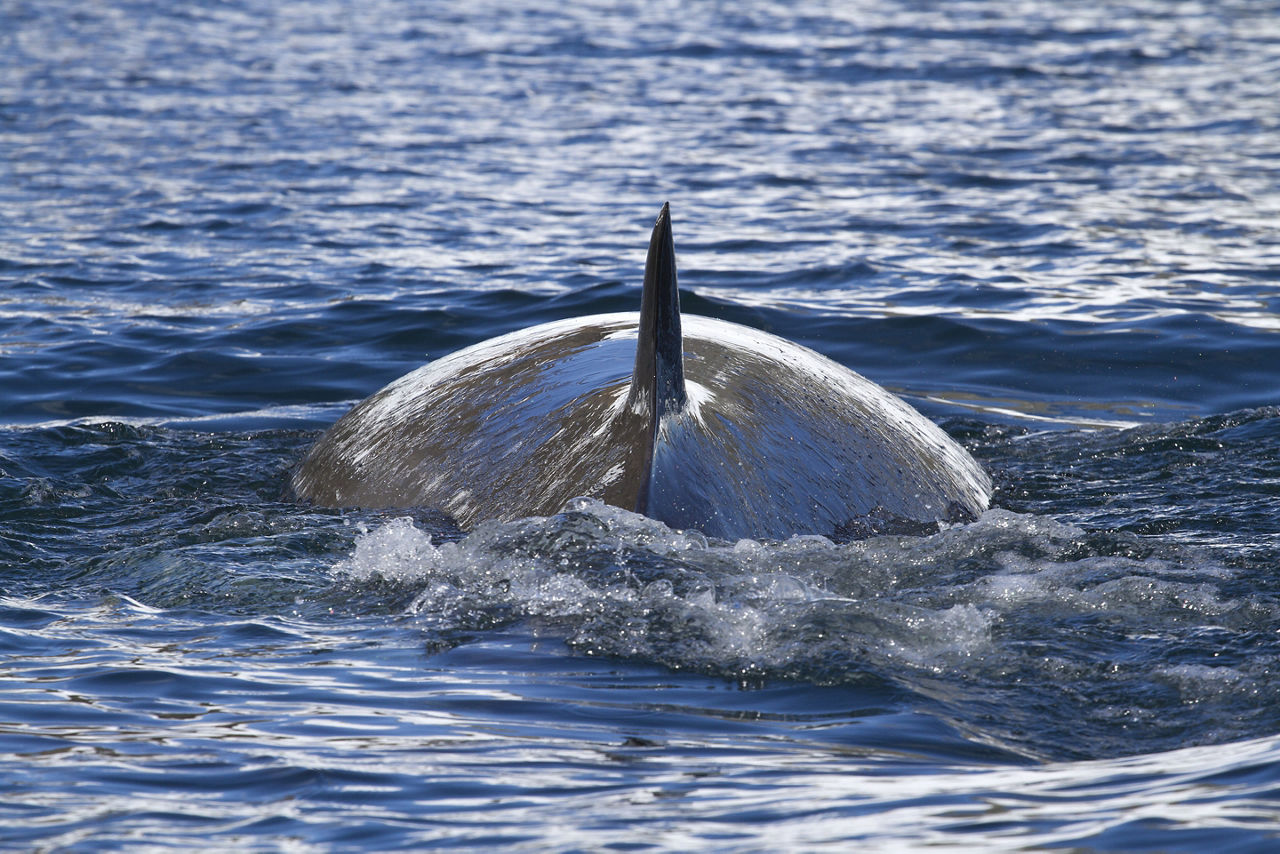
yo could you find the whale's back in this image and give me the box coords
[291,204,991,539]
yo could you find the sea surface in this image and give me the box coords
[3,0,1280,849]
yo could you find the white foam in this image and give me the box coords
[326,500,1258,729]
[333,517,442,583]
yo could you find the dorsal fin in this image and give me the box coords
[628,202,687,420]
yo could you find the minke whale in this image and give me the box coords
[292,204,991,540]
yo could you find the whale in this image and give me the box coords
[292,204,991,540]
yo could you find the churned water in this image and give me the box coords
[3,0,1280,849]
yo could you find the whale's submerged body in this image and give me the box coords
[292,205,991,540]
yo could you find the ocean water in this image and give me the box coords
[3,0,1280,849]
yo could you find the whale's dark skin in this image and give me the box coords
[292,204,992,540]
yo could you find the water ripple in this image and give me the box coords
[4,0,1280,848]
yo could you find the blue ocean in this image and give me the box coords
[4,0,1280,849]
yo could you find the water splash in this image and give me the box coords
[332,496,1277,761]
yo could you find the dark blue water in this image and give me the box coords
[4,0,1280,848]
